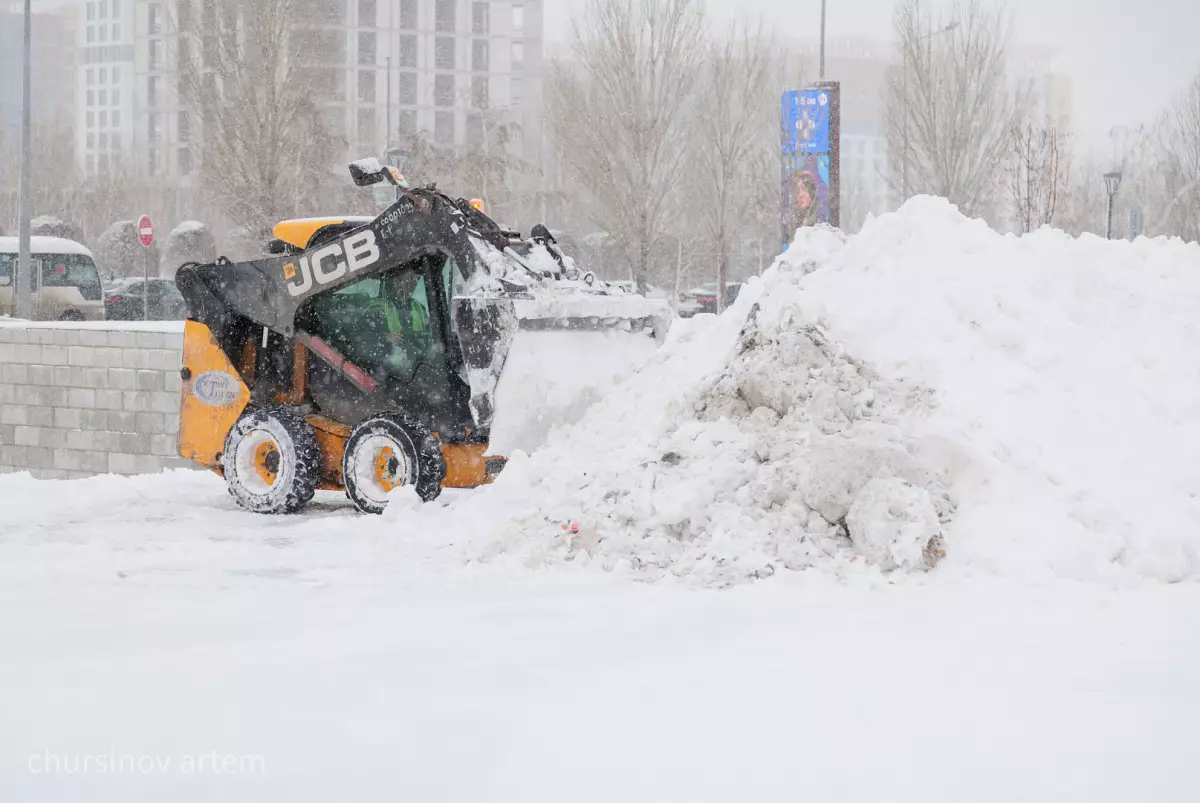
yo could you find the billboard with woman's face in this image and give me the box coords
[781,84,840,249]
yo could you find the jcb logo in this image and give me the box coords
[284,230,380,297]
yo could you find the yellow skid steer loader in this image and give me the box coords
[175,159,670,515]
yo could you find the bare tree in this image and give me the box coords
[174,0,341,231]
[546,0,706,290]
[1006,119,1069,232]
[688,22,776,311]
[885,0,1021,217]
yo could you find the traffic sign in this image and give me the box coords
[138,215,154,247]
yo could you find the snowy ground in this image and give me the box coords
[4,198,1200,800]
[2,472,1198,802]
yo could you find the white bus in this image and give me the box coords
[0,236,105,321]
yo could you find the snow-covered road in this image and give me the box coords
[2,472,1198,803]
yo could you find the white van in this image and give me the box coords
[0,236,105,321]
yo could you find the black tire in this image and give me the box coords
[59,310,86,321]
[343,413,446,514]
[221,407,319,515]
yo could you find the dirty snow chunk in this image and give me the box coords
[797,432,944,523]
[846,478,943,571]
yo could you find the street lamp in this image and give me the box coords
[15,0,33,320]
[1103,171,1123,240]
[901,21,959,199]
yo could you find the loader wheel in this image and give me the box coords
[343,413,446,514]
[222,407,319,515]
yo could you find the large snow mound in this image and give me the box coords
[409,197,1200,585]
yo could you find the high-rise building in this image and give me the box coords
[73,0,544,187]
[0,6,78,143]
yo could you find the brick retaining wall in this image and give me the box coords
[0,321,189,479]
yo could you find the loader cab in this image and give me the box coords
[295,250,474,437]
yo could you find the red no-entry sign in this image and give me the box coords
[138,215,154,247]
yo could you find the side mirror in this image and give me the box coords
[349,157,409,188]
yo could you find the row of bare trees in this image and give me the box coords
[545,0,781,304]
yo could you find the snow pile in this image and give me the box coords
[442,197,1200,585]
[442,226,949,586]
[795,197,1200,582]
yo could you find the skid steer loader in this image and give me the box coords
[175,159,671,515]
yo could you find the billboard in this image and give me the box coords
[781,84,840,248]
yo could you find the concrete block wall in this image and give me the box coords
[0,323,190,479]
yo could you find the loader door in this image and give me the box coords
[298,254,472,434]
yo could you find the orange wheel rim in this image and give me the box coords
[374,446,402,492]
[254,440,280,486]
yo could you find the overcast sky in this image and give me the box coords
[545,0,1200,153]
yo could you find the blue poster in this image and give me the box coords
[782,89,831,155]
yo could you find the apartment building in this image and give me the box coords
[73,0,544,182]
[0,7,77,142]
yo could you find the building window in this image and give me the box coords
[112,22,120,40]
[98,89,107,104]
[99,132,108,148]
[147,76,158,106]
[471,75,488,109]
[399,0,417,29]
[398,35,417,68]
[511,76,522,107]
[112,109,120,127]
[435,0,455,32]
[99,0,107,18]
[466,113,483,145]
[179,147,192,176]
[149,39,160,70]
[398,72,417,105]
[358,31,376,65]
[434,111,455,144]
[179,110,191,142]
[357,108,376,145]
[99,110,108,126]
[435,37,455,70]
[98,24,107,42]
[87,68,95,86]
[111,132,120,149]
[148,3,162,35]
[112,88,120,105]
[177,0,192,32]
[398,109,416,136]
[86,90,95,106]
[357,0,376,27]
[358,70,376,103]
[87,111,95,127]
[472,2,489,34]
[434,74,454,107]
[87,132,95,148]
[86,26,94,43]
[512,41,524,69]
[99,67,107,83]
[87,2,95,22]
[148,112,160,143]
[512,4,524,33]
[472,39,488,71]
[148,148,157,176]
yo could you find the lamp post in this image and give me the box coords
[1103,171,1123,240]
[819,0,827,79]
[901,21,959,200]
[16,0,33,320]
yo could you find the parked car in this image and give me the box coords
[0,236,105,321]
[678,282,742,318]
[104,277,189,321]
